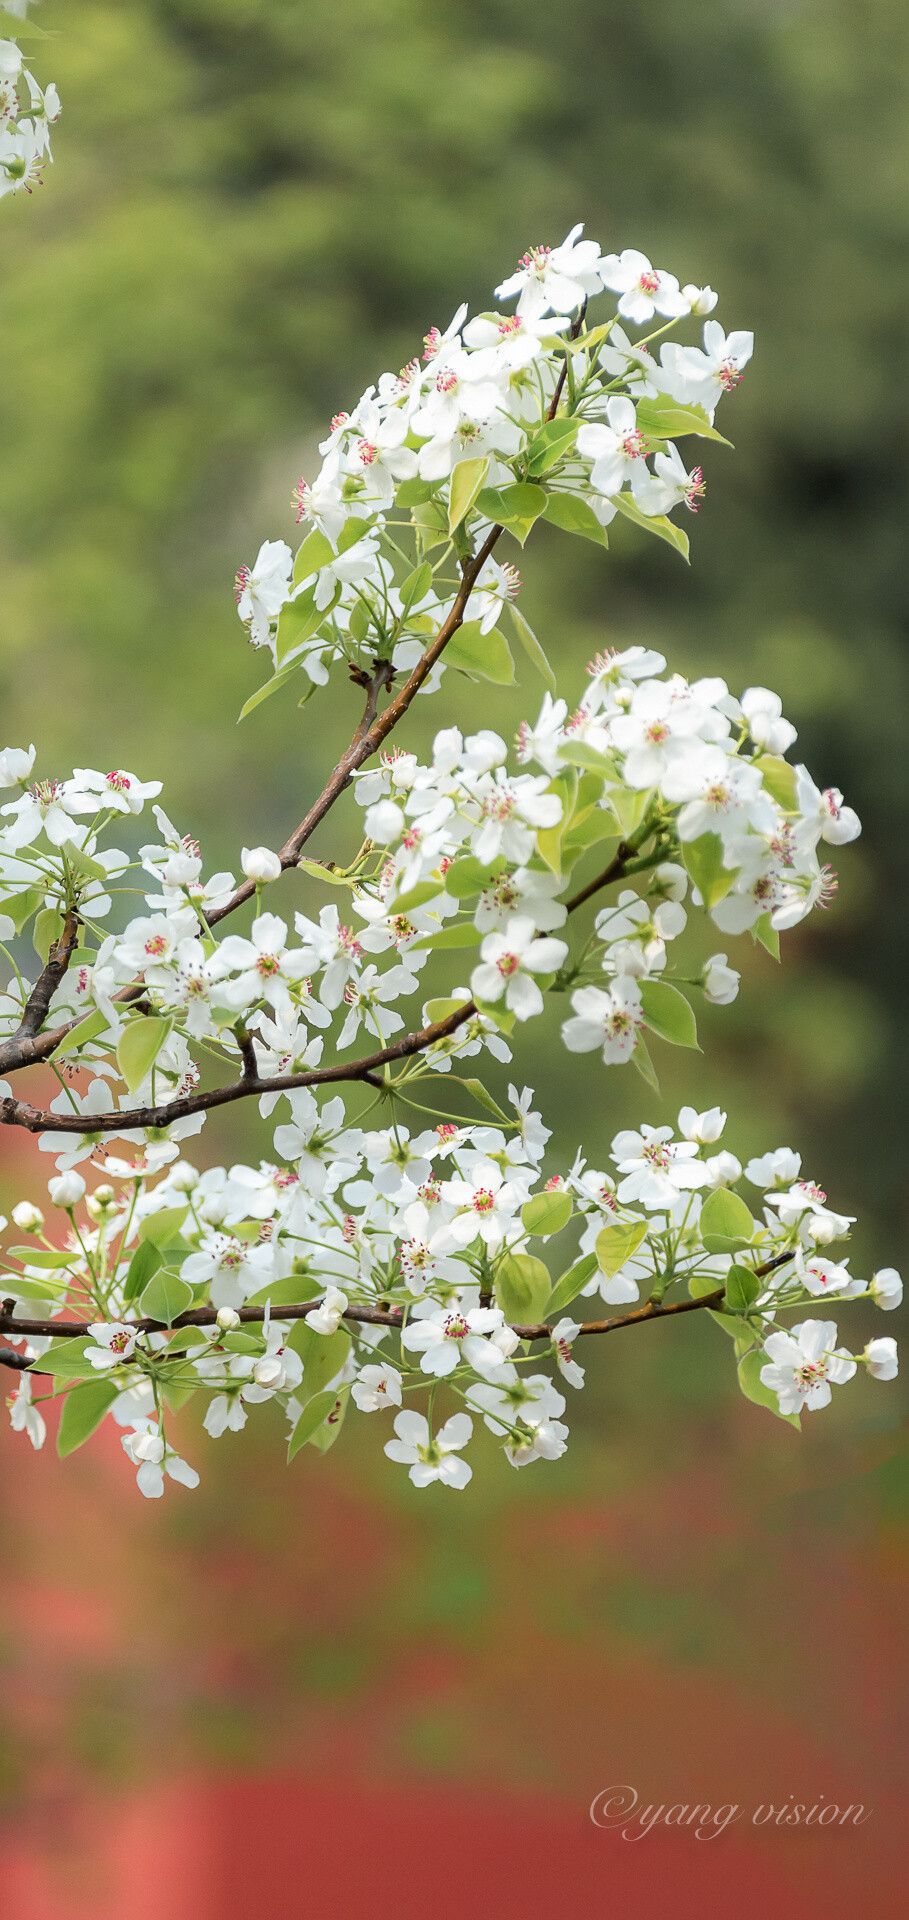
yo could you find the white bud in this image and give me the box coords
[253,1354,287,1390]
[93,1184,116,1207]
[682,283,718,315]
[870,1267,903,1312]
[863,1337,898,1381]
[241,845,282,884]
[48,1171,86,1208]
[11,1201,44,1231]
[216,1306,241,1331]
[702,953,740,1006]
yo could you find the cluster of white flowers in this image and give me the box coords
[0,7,59,201]
[232,225,748,703]
[0,218,896,1495]
[1,1102,899,1491]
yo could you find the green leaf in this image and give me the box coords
[1,1275,64,1301]
[397,560,434,618]
[50,1008,110,1060]
[122,1239,163,1305]
[475,482,548,545]
[292,528,335,583]
[737,1348,801,1427]
[542,490,610,548]
[725,1263,762,1314]
[60,840,108,884]
[308,1383,350,1454]
[0,885,46,933]
[448,457,490,531]
[631,1034,661,1094]
[57,1379,119,1459]
[296,858,352,887]
[238,660,299,722]
[754,753,798,813]
[753,912,781,961]
[245,1272,321,1308]
[546,1252,598,1318]
[507,603,556,692]
[442,856,497,899]
[287,1388,341,1460]
[33,907,63,966]
[639,979,699,1049]
[411,921,478,951]
[396,477,436,508]
[116,1015,172,1096]
[139,1206,189,1250]
[611,492,690,560]
[39,1340,93,1379]
[635,395,732,447]
[454,1077,512,1122]
[139,1270,193,1326]
[444,620,514,684]
[596,1218,648,1277]
[557,741,616,775]
[384,879,443,916]
[423,996,470,1024]
[274,583,335,665]
[682,832,737,910]
[286,1323,351,1400]
[7,1244,80,1270]
[494,1251,552,1323]
[523,418,579,476]
[522,1191,573,1238]
[699,1188,757,1255]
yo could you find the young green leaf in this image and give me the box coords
[139,1270,193,1326]
[737,1348,801,1427]
[699,1188,756,1254]
[681,832,737,910]
[139,1206,189,1250]
[522,1191,573,1238]
[595,1218,648,1277]
[447,457,490,531]
[507,603,556,692]
[523,418,579,476]
[611,492,690,560]
[639,979,699,1049]
[287,1388,341,1461]
[122,1238,163,1304]
[542,491,610,548]
[57,1380,120,1458]
[444,620,514,684]
[494,1251,551,1323]
[117,1016,173,1095]
[635,395,732,447]
[546,1252,598,1318]
[475,482,548,545]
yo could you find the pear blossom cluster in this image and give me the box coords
[1,1096,899,1492]
[0,7,59,201]
[232,225,749,705]
[0,219,897,1493]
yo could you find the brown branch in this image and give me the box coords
[14,909,80,1042]
[0,1254,793,1375]
[564,841,631,915]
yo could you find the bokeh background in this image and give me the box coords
[0,2,907,1913]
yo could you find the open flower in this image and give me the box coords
[384,1410,473,1488]
[401,1301,509,1379]
[85,1322,141,1370]
[759,1320,856,1415]
[470,915,567,1021]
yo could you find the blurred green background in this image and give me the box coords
[0,3,906,1912]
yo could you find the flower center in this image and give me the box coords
[718,361,742,392]
[496,951,520,978]
[637,271,659,295]
[444,1313,470,1341]
[472,1189,495,1214]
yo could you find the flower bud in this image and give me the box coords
[869,1267,903,1312]
[48,1171,86,1208]
[253,1354,286,1390]
[93,1184,116,1208]
[241,846,282,884]
[702,953,740,1006]
[216,1307,241,1331]
[11,1201,44,1232]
